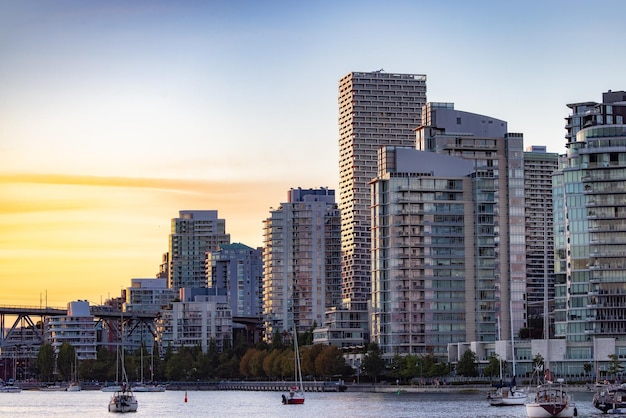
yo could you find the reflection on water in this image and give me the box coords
[0,387,607,418]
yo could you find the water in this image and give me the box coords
[0,389,611,417]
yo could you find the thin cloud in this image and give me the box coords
[0,172,262,193]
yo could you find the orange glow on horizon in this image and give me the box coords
[0,172,291,307]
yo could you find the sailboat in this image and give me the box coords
[525,211,576,417]
[133,343,165,393]
[525,369,575,418]
[67,352,81,392]
[108,316,138,413]
[281,329,305,405]
[488,308,525,406]
[101,346,122,392]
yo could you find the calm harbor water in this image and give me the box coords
[0,389,608,417]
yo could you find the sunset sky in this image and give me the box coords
[1,1,625,306]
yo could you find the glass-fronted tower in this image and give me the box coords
[554,90,626,342]
[416,103,526,343]
[371,146,474,357]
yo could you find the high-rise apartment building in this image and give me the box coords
[206,243,263,318]
[371,146,474,357]
[262,188,341,339]
[416,103,526,344]
[338,71,427,310]
[523,146,559,320]
[168,210,230,292]
[554,90,626,342]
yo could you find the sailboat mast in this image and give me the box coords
[294,329,303,390]
[510,303,516,377]
[496,316,502,380]
[543,204,549,373]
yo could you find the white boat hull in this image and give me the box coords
[40,385,66,391]
[488,387,526,406]
[132,384,166,392]
[108,392,138,413]
[525,402,575,418]
[0,386,21,393]
[526,381,575,417]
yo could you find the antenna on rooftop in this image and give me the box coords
[374,68,384,73]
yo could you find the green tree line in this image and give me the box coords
[34,339,460,384]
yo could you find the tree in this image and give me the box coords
[607,354,624,380]
[420,354,439,378]
[37,343,55,382]
[262,348,284,379]
[301,344,325,377]
[314,346,347,379]
[389,354,406,380]
[430,362,449,378]
[584,362,593,383]
[456,349,478,377]
[56,342,76,381]
[483,353,501,378]
[249,349,267,378]
[402,354,420,380]
[361,344,385,383]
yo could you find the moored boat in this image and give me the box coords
[487,383,526,406]
[593,382,626,414]
[0,385,21,393]
[101,384,123,392]
[108,383,138,413]
[40,384,66,391]
[282,329,305,405]
[67,381,81,392]
[525,372,576,418]
[108,315,138,413]
[133,383,165,392]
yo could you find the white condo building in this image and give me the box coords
[45,300,96,360]
[262,188,341,340]
[155,288,232,354]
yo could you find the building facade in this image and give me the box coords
[338,71,427,313]
[523,146,559,320]
[155,289,232,354]
[123,278,176,351]
[416,103,526,344]
[206,243,263,318]
[370,146,474,357]
[44,300,97,360]
[554,90,626,343]
[168,210,230,292]
[262,188,341,339]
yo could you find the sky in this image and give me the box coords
[1,0,625,307]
